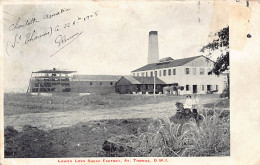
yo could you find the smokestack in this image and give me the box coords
[148,31,159,64]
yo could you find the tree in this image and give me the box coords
[200,26,229,98]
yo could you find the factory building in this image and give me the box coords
[130,31,225,95]
[70,75,121,94]
[28,31,225,95]
[27,68,121,94]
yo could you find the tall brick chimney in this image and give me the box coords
[148,31,159,64]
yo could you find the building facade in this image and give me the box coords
[70,75,121,94]
[131,55,225,95]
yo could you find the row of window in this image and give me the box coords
[89,82,113,85]
[133,68,212,77]
[185,85,218,91]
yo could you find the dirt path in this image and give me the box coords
[4,97,221,131]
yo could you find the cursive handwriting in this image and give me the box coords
[25,28,52,44]
[43,8,71,19]
[11,34,22,48]
[5,9,99,57]
[55,31,83,47]
[51,31,83,57]
[9,17,39,31]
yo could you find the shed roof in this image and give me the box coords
[122,75,141,84]
[73,75,122,81]
[132,55,212,72]
[120,76,166,85]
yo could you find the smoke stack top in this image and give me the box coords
[148,31,159,64]
[149,31,158,35]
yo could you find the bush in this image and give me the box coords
[220,86,229,98]
[135,109,230,157]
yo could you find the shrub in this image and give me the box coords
[135,109,230,157]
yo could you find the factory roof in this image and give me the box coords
[132,55,213,72]
[72,75,122,81]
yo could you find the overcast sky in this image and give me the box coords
[3,1,228,92]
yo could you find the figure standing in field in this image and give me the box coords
[192,95,200,119]
[184,95,193,110]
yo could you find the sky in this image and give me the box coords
[3,1,229,92]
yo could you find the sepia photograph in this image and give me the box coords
[3,0,250,162]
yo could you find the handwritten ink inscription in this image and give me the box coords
[9,17,39,31]
[43,8,71,19]
[5,9,99,57]
[55,31,83,47]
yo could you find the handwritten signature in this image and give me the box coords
[51,31,83,57]
[55,31,83,47]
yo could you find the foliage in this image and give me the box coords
[220,86,230,98]
[201,26,229,53]
[201,26,229,98]
[200,26,229,76]
[135,109,230,157]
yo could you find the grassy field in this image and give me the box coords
[4,93,230,157]
[4,93,224,115]
[4,93,179,115]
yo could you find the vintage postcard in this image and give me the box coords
[1,0,260,165]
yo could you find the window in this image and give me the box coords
[148,85,153,89]
[159,70,161,77]
[90,82,93,85]
[193,68,196,75]
[168,69,171,75]
[133,73,135,76]
[155,71,157,77]
[110,82,113,85]
[202,85,204,91]
[137,73,139,77]
[200,68,205,75]
[163,70,166,76]
[100,82,102,85]
[185,68,190,74]
[186,85,189,91]
[151,71,153,77]
[173,69,176,75]
[141,72,144,77]
[216,85,218,90]
[146,72,148,77]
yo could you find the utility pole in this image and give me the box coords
[153,70,156,97]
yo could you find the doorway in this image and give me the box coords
[207,85,211,92]
[193,85,197,94]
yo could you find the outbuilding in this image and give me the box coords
[115,76,166,94]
